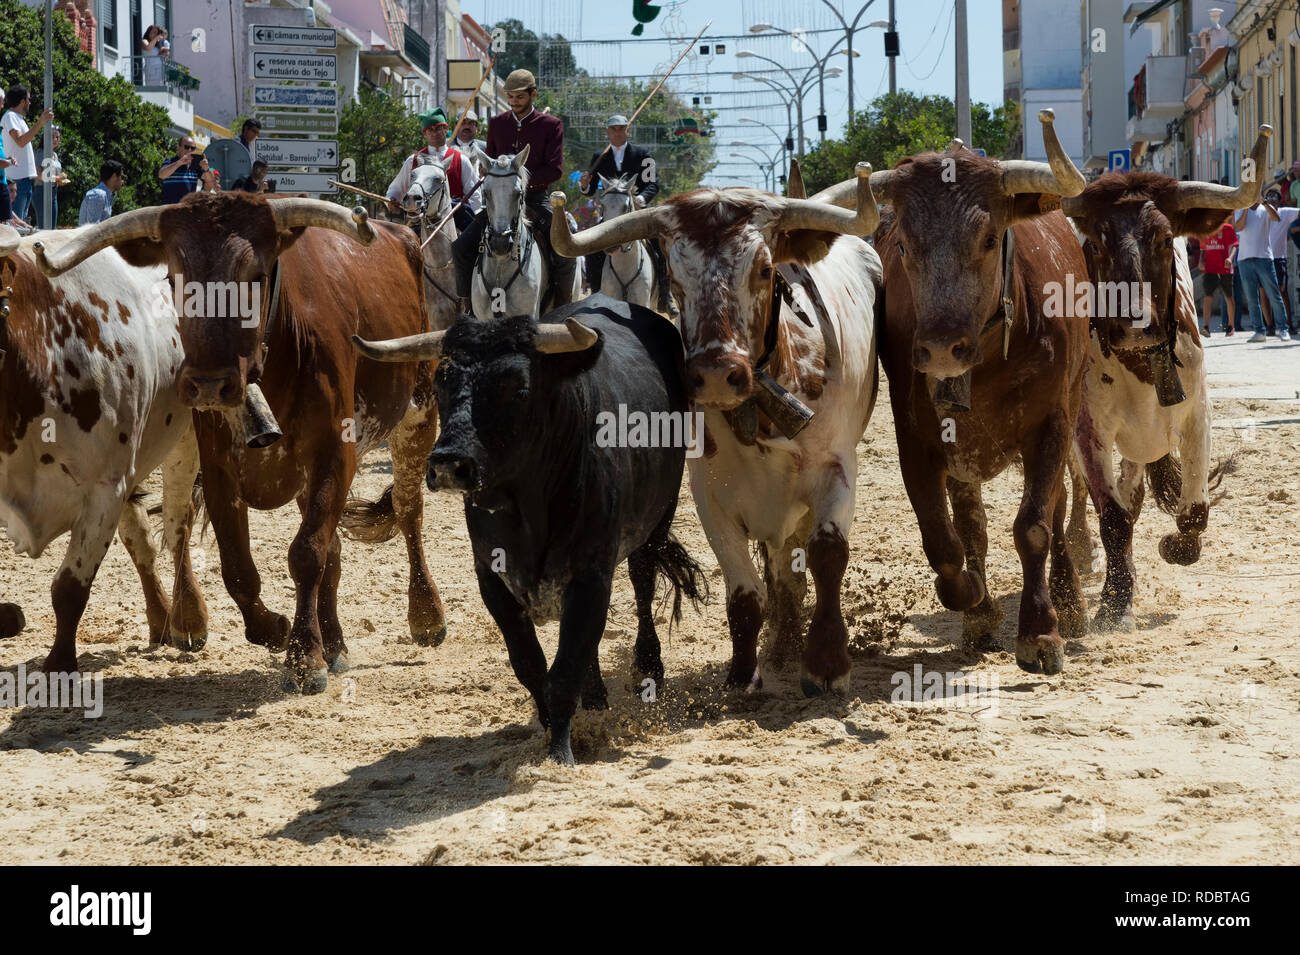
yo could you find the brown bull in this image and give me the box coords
[35,194,445,693]
[816,109,1089,674]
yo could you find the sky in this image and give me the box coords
[462,0,1005,187]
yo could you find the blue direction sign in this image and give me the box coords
[1109,148,1132,172]
[253,85,338,109]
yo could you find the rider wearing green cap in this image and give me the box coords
[386,106,480,230]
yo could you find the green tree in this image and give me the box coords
[487,18,579,82]
[0,0,175,223]
[540,77,716,203]
[332,86,423,210]
[797,91,1020,194]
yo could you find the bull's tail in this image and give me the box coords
[340,484,400,543]
[1145,451,1233,515]
[650,533,708,627]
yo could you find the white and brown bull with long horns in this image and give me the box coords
[549,163,882,695]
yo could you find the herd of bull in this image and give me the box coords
[0,110,1267,763]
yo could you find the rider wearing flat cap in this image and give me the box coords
[451,68,577,311]
[579,113,672,314]
[386,106,479,231]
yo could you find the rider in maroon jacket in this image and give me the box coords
[452,68,577,312]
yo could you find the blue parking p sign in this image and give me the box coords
[1109,149,1131,172]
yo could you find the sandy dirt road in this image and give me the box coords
[1,376,1298,864]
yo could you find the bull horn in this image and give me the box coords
[778,162,879,235]
[999,108,1086,197]
[0,224,20,257]
[535,317,599,354]
[34,206,164,277]
[947,138,967,153]
[549,192,664,257]
[1170,124,1273,210]
[352,329,446,362]
[269,200,376,245]
[787,158,806,199]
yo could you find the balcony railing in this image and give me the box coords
[128,55,200,99]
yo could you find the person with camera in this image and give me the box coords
[142,25,168,86]
[2,85,55,223]
[158,134,201,203]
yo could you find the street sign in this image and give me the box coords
[249,25,336,48]
[205,139,252,185]
[260,112,338,134]
[255,138,339,167]
[1109,148,1132,172]
[253,85,338,109]
[266,172,338,194]
[251,52,336,81]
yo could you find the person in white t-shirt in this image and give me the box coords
[1232,196,1289,341]
[1,85,54,224]
[1264,185,1300,335]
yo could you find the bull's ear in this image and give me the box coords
[770,229,839,265]
[1008,193,1063,223]
[1167,207,1234,238]
[114,237,167,268]
[275,227,308,256]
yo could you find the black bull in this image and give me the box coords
[354,296,705,764]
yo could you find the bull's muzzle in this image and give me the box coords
[179,366,244,410]
[427,449,483,494]
[685,354,753,409]
[913,332,980,379]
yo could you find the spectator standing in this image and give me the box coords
[78,159,124,225]
[1232,198,1289,342]
[231,160,269,193]
[142,26,167,86]
[2,86,55,224]
[1265,185,1300,334]
[32,126,70,228]
[237,118,260,160]
[0,116,16,227]
[158,134,201,203]
[1199,220,1237,336]
[1277,161,1300,205]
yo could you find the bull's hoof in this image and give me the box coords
[0,604,26,640]
[935,569,986,612]
[725,662,763,693]
[546,743,576,767]
[962,603,1005,651]
[412,624,447,647]
[248,614,291,652]
[327,652,350,673]
[282,666,329,695]
[1093,605,1136,633]
[1057,604,1089,640]
[1158,532,1201,566]
[800,666,851,698]
[42,649,78,675]
[168,628,208,652]
[1015,633,1065,675]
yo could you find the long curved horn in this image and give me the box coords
[1000,108,1086,197]
[271,200,375,244]
[778,162,879,234]
[787,158,806,199]
[34,206,164,276]
[535,317,599,354]
[352,329,446,362]
[550,192,665,257]
[1170,124,1273,209]
[810,167,896,210]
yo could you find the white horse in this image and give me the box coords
[401,152,460,332]
[471,145,553,319]
[595,174,661,312]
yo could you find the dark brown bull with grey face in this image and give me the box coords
[35,193,447,693]
[816,109,1090,674]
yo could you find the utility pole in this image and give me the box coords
[888,0,897,95]
[954,0,971,144]
[42,0,53,231]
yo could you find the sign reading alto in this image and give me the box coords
[255,138,339,168]
[267,172,338,194]
[250,25,336,48]
[251,52,336,81]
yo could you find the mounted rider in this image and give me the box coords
[386,107,479,231]
[451,69,577,313]
[579,114,673,315]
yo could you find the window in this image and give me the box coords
[101,0,117,50]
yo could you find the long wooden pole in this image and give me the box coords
[328,180,390,203]
[421,177,484,250]
[585,20,712,180]
[451,53,498,143]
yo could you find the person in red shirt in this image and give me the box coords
[1199,220,1237,336]
[451,68,576,311]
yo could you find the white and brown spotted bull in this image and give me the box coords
[0,223,205,672]
[1060,127,1271,629]
[815,109,1090,675]
[34,195,446,694]
[551,164,883,696]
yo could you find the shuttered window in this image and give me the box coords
[101,0,117,50]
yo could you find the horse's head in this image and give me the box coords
[405,152,452,224]
[483,146,530,257]
[598,174,642,252]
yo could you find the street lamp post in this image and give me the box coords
[748,24,859,143]
[733,72,797,159]
[736,50,827,156]
[729,153,775,191]
[815,0,880,119]
[738,116,790,178]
